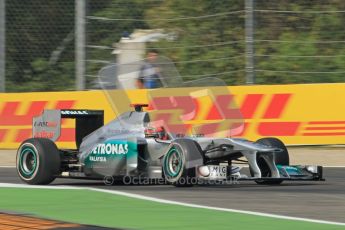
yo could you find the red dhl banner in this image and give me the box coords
[0,91,116,149]
[1,83,345,149]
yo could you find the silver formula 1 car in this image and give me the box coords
[16,104,324,186]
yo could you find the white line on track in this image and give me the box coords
[323,166,345,168]
[0,182,344,226]
[0,183,81,189]
[235,165,345,168]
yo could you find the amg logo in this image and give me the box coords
[61,110,88,115]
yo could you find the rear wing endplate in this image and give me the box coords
[33,109,104,149]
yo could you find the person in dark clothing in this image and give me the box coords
[136,49,162,89]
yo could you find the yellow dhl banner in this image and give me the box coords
[1,83,345,149]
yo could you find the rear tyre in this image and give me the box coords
[251,137,289,185]
[17,138,60,185]
[162,139,203,187]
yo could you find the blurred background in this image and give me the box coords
[1,0,345,92]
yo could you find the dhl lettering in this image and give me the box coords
[149,93,291,136]
[193,121,246,137]
[206,94,264,120]
[206,95,243,120]
[0,100,75,126]
[231,122,248,137]
[0,100,76,144]
[262,94,292,119]
[150,96,199,121]
[149,96,196,134]
[305,126,345,131]
[308,121,345,125]
[150,113,192,134]
[54,101,76,125]
[0,129,7,142]
[1,90,345,148]
[302,132,345,136]
[240,94,264,119]
[54,100,75,110]
[15,129,32,142]
[149,94,244,135]
[302,120,345,136]
[0,101,48,126]
[2,86,345,147]
[258,122,300,136]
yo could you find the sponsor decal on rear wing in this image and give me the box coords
[33,109,104,148]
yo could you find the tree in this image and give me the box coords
[145,0,245,85]
[6,0,75,92]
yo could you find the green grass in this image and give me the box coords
[0,188,343,230]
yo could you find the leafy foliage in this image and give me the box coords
[5,0,345,92]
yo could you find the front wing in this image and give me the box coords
[196,165,324,181]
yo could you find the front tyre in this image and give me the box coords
[162,139,204,187]
[17,138,60,185]
[252,137,289,185]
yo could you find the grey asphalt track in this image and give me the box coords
[1,167,344,223]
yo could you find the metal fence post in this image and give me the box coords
[245,0,255,84]
[0,0,5,92]
[75,0,86,90]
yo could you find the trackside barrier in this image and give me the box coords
[1,83,345,149]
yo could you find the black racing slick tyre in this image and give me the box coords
[162,139,204,187]
[16,138,61,185]
[251,137,289,185]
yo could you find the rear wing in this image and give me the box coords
[33,109,104,149]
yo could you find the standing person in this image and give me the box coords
[136,49,162,89]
